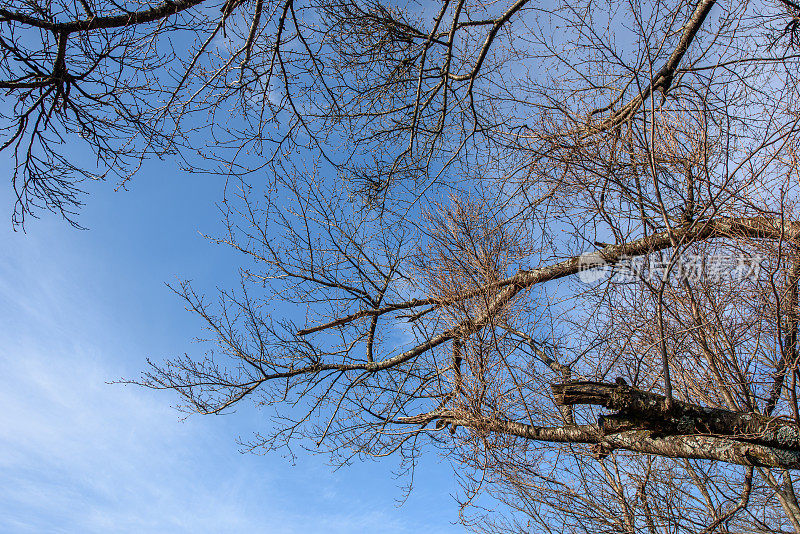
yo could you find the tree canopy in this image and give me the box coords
[6,0,800,531]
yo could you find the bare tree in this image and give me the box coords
[10,0,800,531]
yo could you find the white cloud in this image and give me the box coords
[0,188,462,534]
[0,334,244,532]
[0,335,433,534]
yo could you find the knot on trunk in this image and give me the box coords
[552,381,800,451]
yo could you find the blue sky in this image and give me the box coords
[0,160,464,533]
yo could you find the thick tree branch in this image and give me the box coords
[299,216,800,337]
[0,0,207,33]
[552,381,800,451]
[590,0,717,133]
[400,409,800,470]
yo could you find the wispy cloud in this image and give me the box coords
[0,222,461,534]
[0,325,441,533]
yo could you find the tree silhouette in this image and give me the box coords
[8,0,800,530]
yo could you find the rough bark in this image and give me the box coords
[398,409,800,469]
[552,381,800,451]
